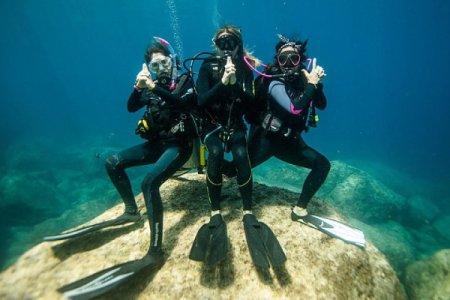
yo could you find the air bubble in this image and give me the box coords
[166,0,184,62]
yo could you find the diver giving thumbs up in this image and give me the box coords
[135,63,156,90]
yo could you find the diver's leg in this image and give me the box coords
[204,135,225,212]
[246,125,275,169]
[141,140,193,254]
[230,130,253,211]
[105,142,162,214]
[222,125,273,178]
[275,133,331,210]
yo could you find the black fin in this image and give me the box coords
[258,222,287,267]
[189,214,228,266]
[189,224,211,262]
[243,214,271,269]
[207,215,228,265]
[43,213,141,241]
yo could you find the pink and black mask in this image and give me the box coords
[277,51,301,81]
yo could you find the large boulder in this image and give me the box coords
[404,249,450,300]
[253,159,407,223]
[0,174,406,299]
[325,171,406,223]
[402,195,440,227]
[0,138,151,270]
[342,159,426,198]
[0,138,115,217]
[352,219,417,277]
[434,214,450,242]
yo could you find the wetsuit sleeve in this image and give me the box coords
[151,85,193,110]
[197,62,226,108]
[303,83,327,110]
[127,89,148,112]
[268,80,307,115]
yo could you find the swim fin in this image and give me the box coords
[189,214,228,265]
[291,212,366,248]
[43,212,141,242]
[58,252,162,300]
[243,214,287,269]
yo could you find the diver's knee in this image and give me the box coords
[141,173,155,192]
[142,173,163,193]
[105,154,121,172]
[319,156,331,173]
[208,146,223,159]
[233,148,248,162]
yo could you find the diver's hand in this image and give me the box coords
[302,58,326,85]
[136,63,156,90]
[222,56,236,85]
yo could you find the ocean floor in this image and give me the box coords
[1,137,449,293]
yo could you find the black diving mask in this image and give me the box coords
[214,35,240,51]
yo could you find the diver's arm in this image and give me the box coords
[197,62,226,108]
[268,80,310,115]
[302,83,326,110]
[151,85,192,110]
[231,68,254,104]
[127,89,147,112]
[312,83,327,110]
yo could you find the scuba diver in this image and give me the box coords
[189,25,286,269]
[104,37,196,256]
[55,37,198,299]
[250,35,331,221]
[226,34,365,247]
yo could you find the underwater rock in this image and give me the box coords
[404,195,440,226]
[326,172,407,223]
[252,158,308,193]
[0,174,406,299]
[407,228,442,259]
[254,160,407,223]
[433,214,450,241]
[352,219,417,277]
[343,159,427,198]
[0,138,153,270]
[404,249,450,300]
[1,194,122,270]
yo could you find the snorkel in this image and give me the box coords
[153,36,178,90]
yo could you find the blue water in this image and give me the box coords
[1,0,449,275]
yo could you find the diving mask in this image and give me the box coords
[277,52,301,67]
[148,55,172,74]
[214,35,240,51]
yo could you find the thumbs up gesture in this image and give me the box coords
[136,63,156,90]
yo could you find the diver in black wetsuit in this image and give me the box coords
[196,25,254,217]
[55,38,198,299]
[189,26,287,269]
[105,38,195,257]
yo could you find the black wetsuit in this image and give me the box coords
[197,59,254,211]
[105,79,194,254]
[225,73,330,209]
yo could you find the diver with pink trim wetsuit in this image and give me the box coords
[225,34,330,217]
